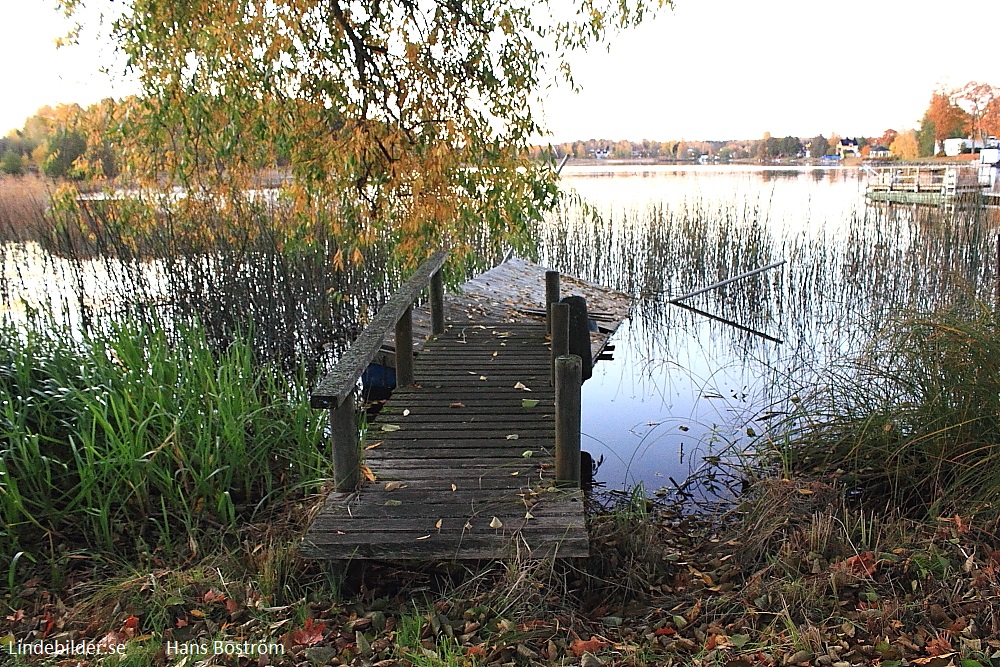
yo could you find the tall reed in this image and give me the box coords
[770,300,1000,519]
[0,314,328,567]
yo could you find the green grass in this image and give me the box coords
[0,314,329,577]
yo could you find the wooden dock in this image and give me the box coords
[301,254,631,561]
[375,257,631,369]
[864,164,989,206]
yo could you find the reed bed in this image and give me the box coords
[0,174,50,243]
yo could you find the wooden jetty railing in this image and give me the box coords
[310,251,590,494]
[311,250,448,491]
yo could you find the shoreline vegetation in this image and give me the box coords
[3,172,1000,666]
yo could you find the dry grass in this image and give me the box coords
[0,174,51,242]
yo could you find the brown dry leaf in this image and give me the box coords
[384,481,405,491]
[364,441,382,451]
[360,465,376,482]
[683,599,703,624]
[450,402,466,408]
[513,381,532,391]
[435,519,443,530]
[924,636,954,657]
[292,619,326,646]
[569,638,608,657]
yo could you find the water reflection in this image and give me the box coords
[541,166,1000,497]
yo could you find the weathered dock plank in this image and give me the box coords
[375,258,631,369]
[302,323,589,560]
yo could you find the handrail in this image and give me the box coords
[311,249,449,409]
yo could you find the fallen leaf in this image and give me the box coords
[364,441,382,451]
[490,517,503,529]
[654,627,676,636]
[796,488,814,495]
[450,402,466,408]
[384,499,403,506]
[479,375,487,380]
[402,409,410,416]
[435,519,443,529]
[522,450,533,458]
[382,424,400,432]
[360,465,376,482]
[384,481,405,491]
[506,434,519,440]
[570,638,608,657]
[451,484,458,491]
[464,521,473,530]
[416,535,431,540]
[510,471,520,476]
[513,382,532,391]
[525,511,535,519]
[522,398,540,408]
[292,618,326,646]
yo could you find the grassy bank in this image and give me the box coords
[3,307,1000,667]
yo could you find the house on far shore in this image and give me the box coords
[590,147,610,159]
[868,145,891,159]
[837,138,860,158]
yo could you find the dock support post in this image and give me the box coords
[545,270,560,334]
[330,397,360,491]
[555,355,582,487]
[562,295,593,382]
[550,302,569,385]
[430,269,445,335]
[395,304,414,387]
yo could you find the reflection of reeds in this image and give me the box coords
[537,193,1000,497]
[538,196,1000,366]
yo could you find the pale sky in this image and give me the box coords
[3,0,999,142]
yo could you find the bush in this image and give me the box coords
[1,150,24,175]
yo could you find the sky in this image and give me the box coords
[3,0,1000,143]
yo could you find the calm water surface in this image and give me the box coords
[540,165,997,497]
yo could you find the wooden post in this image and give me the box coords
[330,396,360,491]
[555,355,582,487]
[395,304,414,387]
[550,302,569,385]
[562,295,593,382]
[430,269,445,335]
[545,270,560,335]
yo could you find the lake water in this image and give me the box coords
[4,165,997,501]
[537,165,999,498]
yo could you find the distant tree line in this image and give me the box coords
[532,81,1000,163]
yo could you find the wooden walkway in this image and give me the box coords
[302,323,587,559]
[301,257,631,561]
[376,257,631,369]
